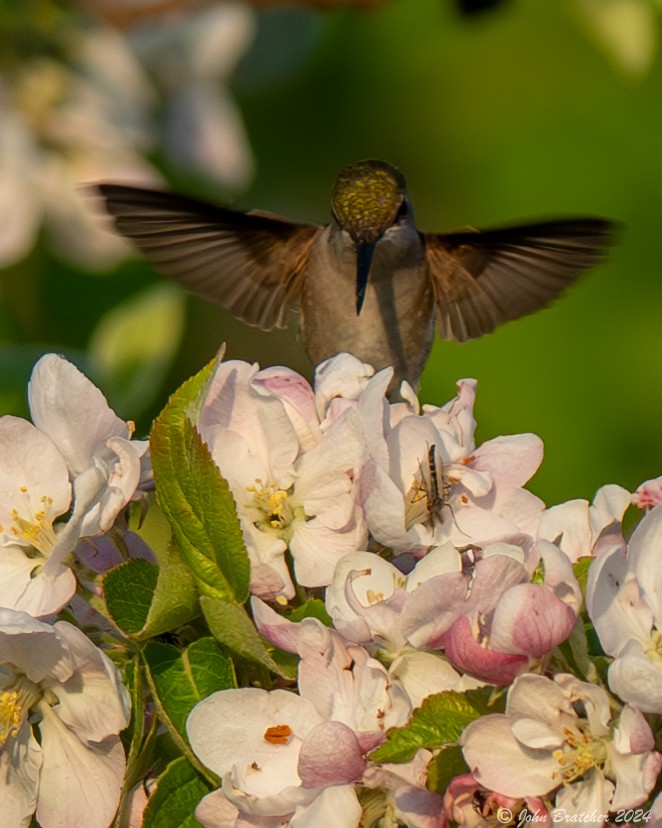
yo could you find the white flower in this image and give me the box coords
[461,673,661,811]
[0,28,158,268]
[198,358,366,600]
[358,372,545,554]
[188,688,363,827]
[587,501,662,712]
[0,608,130,828]
[0,354,148,616]
[129,2,255,189]
[28,353,148,536]
[538,483,631,563]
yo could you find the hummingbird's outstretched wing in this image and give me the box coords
[97,184,323,330]
[423,219,616,342]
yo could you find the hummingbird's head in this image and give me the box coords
[332,161,408,315]
[331,160,407,244]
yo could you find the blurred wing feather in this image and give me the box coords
[98,184,322,330]
[424,219,617,342]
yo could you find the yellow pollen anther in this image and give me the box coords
[0,677,38,746]
[247,480,300,538]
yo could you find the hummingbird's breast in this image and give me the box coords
[300,222,435,391]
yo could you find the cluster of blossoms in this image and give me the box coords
[1,351,662,826]
[0,0,254,269]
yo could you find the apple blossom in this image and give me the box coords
[461,673,661,813]
[357,373,545,555]
[587,501,662,713]
[28,353,149,536]
[187,687,363,826]
[198,358,367,600]
[0,608,130,828]
[537,483,631,563]
[400,539,581,684]
[0,354,149,616]
[252,600,412,739]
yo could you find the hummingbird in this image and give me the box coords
[97,160,614,392]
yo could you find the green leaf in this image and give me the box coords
[102,549,199,640]
[200,595,282,676]
[150,363,250,603]
[426,745,470,796]
[288,598,332,626]
[104,559,158,636]
[88,284,186,419]
[370,689,492,763]
[143,637,236,751]
[141,541,200,639]
[142,757,212,828]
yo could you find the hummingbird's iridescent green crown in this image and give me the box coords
[331,160,407,244]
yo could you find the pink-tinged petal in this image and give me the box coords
[298,722,366,787]
[614,704,655,754]
[28,354,129,476]
[251,597,301,654]
[392,785,446,828]
[611,747,662,811]
[461,715,559,797]
[631,475,662,509]
[443,617,529,685]
[46,622,130,741]
[253,367,320,452]
[401,572,470,649]
[0,723,42,828]
[37,706,126,828]
[249,560,293,602]
[490,584,576,657]
[200,361,299,483]
[471,433,543,488]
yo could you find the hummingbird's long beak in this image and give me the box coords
[355,241,375,315]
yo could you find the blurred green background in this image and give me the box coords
[2,0,661,507]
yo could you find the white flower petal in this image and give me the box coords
[461,714,559,797]
[37,705,125,828]
[46,622,130,741]
[28,354,130,477]
[0,723,42,828]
